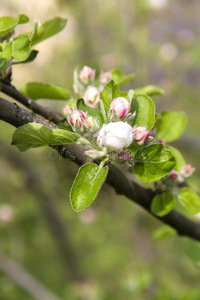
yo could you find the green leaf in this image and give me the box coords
[29,20,44,44]
[12,50,39,65]
[111,69,135,87]
[167,145,186,171]
[70,163,108,212]
[31,17,67,46]
[12,34,31,61]
[100,79,120,112]
[77,98,104,127]
[152,226,176,241]
[133,143,176,182]
[151,192,175,216]
[186,240,200,267]
[0,14,29,36]
[12,123,79,151]
[134,85,164,96]
[178,188,200,214]
[131,94,155,130]
[156,110,187,142]
[0,41,12,59]
[20,82,71,100]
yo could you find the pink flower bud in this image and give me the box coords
[85,116,99,131]
[158,140,166,146]
[101,72,112,84]
[63,105,74,116]
[79,66,95,83]
[69,110,86,128]
[83,86,100,107]
[118,151,131,162]
[133,126,149,145]
[180,164,195,178]
[110,97,131,120]
[167,169,178,180]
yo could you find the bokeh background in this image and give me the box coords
[1,0,200,299]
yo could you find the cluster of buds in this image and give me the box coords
[69,110,99,134]
[167,164,195,182]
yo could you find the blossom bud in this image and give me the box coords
[83,86,100,107]
[79,66,95,83]
[97,121,133,152]
[69,110,86,129]
[180,164,195,178]
[158,140,166,146]
[101,72,112,84]
[118,151,131,163]
[133,126,149,145]
[167,169,178,180]
[84,150,106,159]
[63,105,74,116]
[110,97,131,120]
[85,116,99,132]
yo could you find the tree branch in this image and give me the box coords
[0,82,63,123]
[1,96,200,241]
[0,250,62,300]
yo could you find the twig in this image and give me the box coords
[0,250,62,300]
[0,82,63,123]
[0,140,83,281]
[1,96,200,241]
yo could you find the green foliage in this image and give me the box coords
[156,110,187,142]
[12,50,39,65]
[70,163,108,212]
[111,69,135,87]
[20,82,71,100]
[77,98,104,126]
[133,144,176,182]
[134,85,164,96]
[0,14,29,35]
[152,225,176,241]
[151,192,175,216]
[178,188,200,214]
[12,123,79,151]
[30,17,67,46]
[100,80,120,112]
[131,94,155,130]
[167,145,186,171]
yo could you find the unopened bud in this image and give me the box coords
[84,150,106,159]
[63,105,74,116]
[79,66,95,83]
[180,164,195,178]
[69,110,86,129]
[118,151,131,163]
[133,126,149,145]
[101,72,112,84]
[85,116,99,132]
[167,169,178,180]
[83,86,100,107]
[110,97,131,120]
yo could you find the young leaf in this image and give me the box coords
[111,69,135,87]
[0,14,29,36]
[152,226,176,241]
[151,192,175,216]
[178,188,200,214]
[134,85,164,96]
[133,143,176,182]
[20,82,71,100]
[12,34,31,61]
[100,80,120,112]
[70,163,108,212]
[12,50,39,65]
[0,42,12,59]
[77,98,104,127]
[31,17,67,46]
[131,94,155,130]
[12,123,79,151]
[156,110,187,142]
[167,145,186,171]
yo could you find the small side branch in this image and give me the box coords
[0,82,63,123]
[0,250,62,300]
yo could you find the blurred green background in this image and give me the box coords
[1,0,200,299]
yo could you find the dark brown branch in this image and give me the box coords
[0,82,63,123]
[1,96,200,241]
